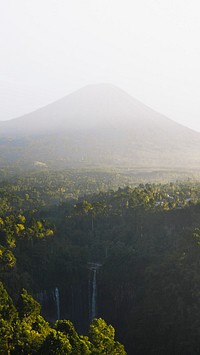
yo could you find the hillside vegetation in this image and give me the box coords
[1,170,200,353]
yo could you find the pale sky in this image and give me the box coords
[0,0,200,132]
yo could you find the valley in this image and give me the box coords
[1,169,200,353]
[1,86,200,353]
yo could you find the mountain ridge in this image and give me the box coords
[0,84,197,135]
[0,84,200,169]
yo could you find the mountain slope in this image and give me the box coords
[0,84,200,169]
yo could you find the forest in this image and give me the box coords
[1,168,200,354]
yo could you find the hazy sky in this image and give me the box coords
[1,0,200,132]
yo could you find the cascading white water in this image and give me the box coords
[91,268,97,319]
[36,290,48,309]
[88,263,102,322]
[55,287,60,320]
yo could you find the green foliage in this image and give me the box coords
[0,282,18,353]
[0,246,16,269]
[193,227,200,245]
[0,282,125,354]
[39,329,72,354]
[1,170,200,353]
[17,288,41,322]
[56,320,92,354]
[89,318,126,355]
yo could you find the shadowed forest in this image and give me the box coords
[1,169,200,353]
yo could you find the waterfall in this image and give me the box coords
[35,288,61,322]
[35,290,48,310]
[88,263,102,322]
[91,268,97,319]
[54,287,60,320]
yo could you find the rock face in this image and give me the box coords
[0,84,200,169]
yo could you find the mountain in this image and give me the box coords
[0,84,200,169]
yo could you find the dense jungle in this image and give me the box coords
[1,168,200,354]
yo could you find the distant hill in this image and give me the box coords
[0,84,200,169]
